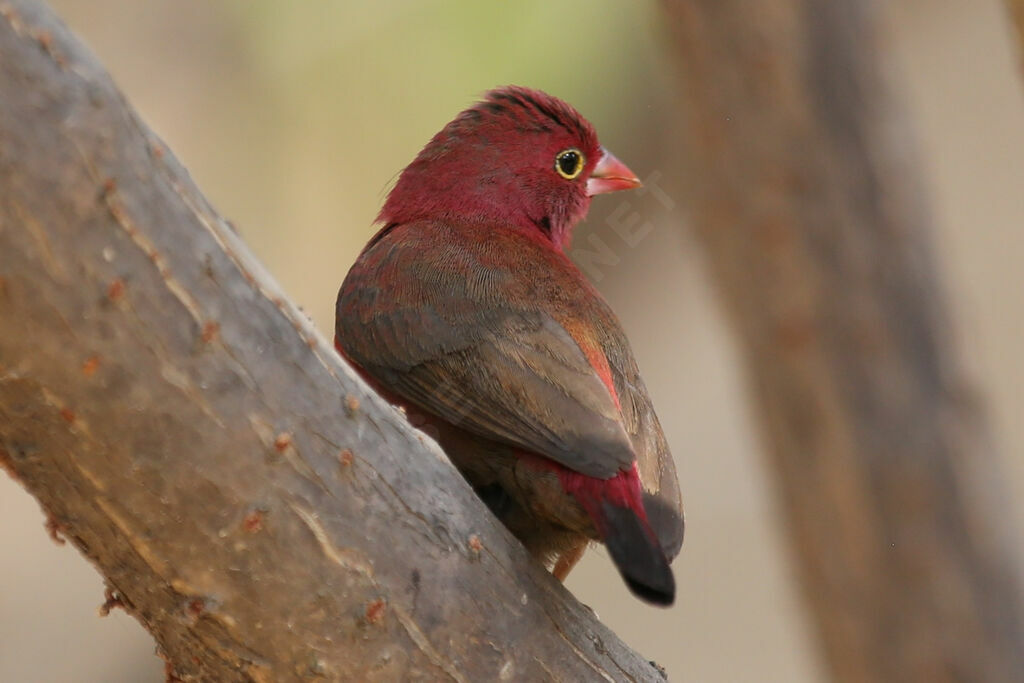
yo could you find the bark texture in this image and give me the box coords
[0,2,668,681]
[661,1,1024,681]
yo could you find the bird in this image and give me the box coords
[335,86,683,605]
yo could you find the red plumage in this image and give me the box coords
[335,86,683,605]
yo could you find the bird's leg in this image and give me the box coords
[552,541,587,582]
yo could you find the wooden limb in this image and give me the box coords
[0,2,668,681]
[660,0,1024,680]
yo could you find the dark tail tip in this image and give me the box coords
[601,501,676,606]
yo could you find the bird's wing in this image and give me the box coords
[605,344,685,559]
[336,222,634,479]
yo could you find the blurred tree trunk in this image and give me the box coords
[660,0,1024,681]
[0,3,668,681]
[1006,0,1024,73]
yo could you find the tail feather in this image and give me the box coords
[601,501,675,605]
[559,463,677,606]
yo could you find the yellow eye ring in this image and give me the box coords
[555,148,585,180]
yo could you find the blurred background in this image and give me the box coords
[1,0,1022,680]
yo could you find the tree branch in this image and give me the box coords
[0,2,666,680]
[660,0,1024,680]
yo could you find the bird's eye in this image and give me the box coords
[555,148,585,180]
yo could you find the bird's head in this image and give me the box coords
[378,86,641,249]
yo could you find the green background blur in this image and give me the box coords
[2,1,1023,681]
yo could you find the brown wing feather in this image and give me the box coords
[336,220,633,478]
[606,349,684,559]
[336,219,682,555]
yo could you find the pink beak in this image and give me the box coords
[586,147,642,196]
